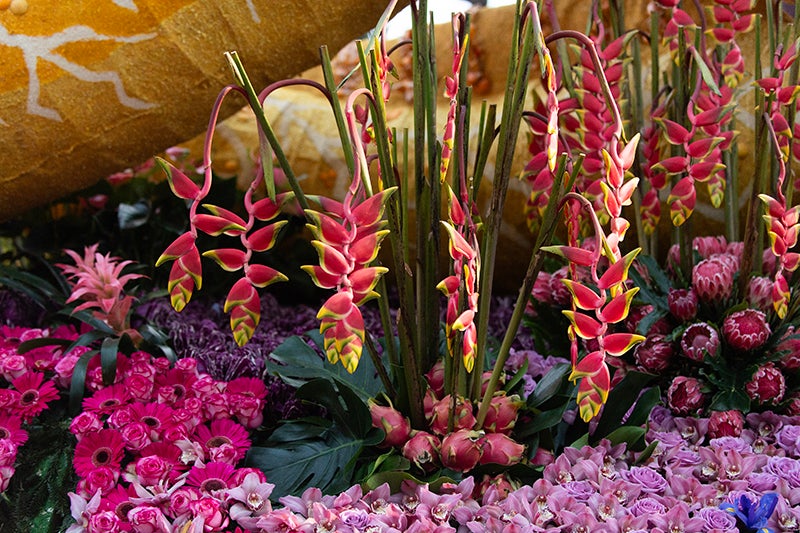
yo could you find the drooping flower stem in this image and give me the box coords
[319,45,355,176]
[473,0,538,401]
[475,154,574,429]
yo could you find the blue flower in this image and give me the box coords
[719,492,778,533]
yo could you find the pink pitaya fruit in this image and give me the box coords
[745,362,786,405]
[692,256,734,302]
[478,433,525,466]
[722,309,771,351]
[634,334,675,372]
[402,431,441,473]
[425,360,445,398]
[428,395,476,436]
[667,288,698,322]
[680,322,720,362]
[707,409,745,438]
[667,376,707,415]
[482,393,523,435]
[440,429,483,472]
[369,401,411,448]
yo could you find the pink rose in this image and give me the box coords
[0,355,28,381]
[168,486,201,521]
[203,393,230,420]
[134,455,170,486]
[121,422,151,452]
[209,443,238,465]
[107,407,135,429]
[77,466,118,498]
[88,510,122,533]
[175,358,198,374]
[54,351,83,388]
[70,412,104,441]
[0,439,17,467]
[126,374,154,402]
[190,497,229,531]
[231,395,263,429]
[127,505,172,533]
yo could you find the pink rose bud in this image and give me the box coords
[692,256,734,302]
[708,409,745,439]
[482,393,523,434]
[402,431,441,473]
[680,322,720,362]
[425,360,445,398]
[369,401,411,448]
[479,433,525,466]
[634,334,675,372]
[722,309,771,351]
[667,288,698,322]
[428,395,476,436]
[440,429,483,472]
[128,505,172,533]
[667,376,706,415]
[745,362,785,405]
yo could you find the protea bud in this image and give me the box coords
[668,288,698,322]
[634,334,675,372]
[784,393,800,416]
[680,322,720,362]
[440,429,483,472]
[428,395,476,436]
[693,236,728,259]
[707,409,745,438]
[478,433,525,466]
[777,327,800,370]
[748,276,774,312]
[745,362,786,406]
[369,401,411,448]
[722,309,771,351]
[667,376,707,415]
[482,393,524,434]
[402,431,441,473]
[692,256,734,302]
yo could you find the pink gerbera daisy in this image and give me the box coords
[73,429,125,478]
[99,483,138,523]
[11,371,59,421]
[193,419,251,462]
[154,368,197,405]
[0,414,27,446]
[82,383,131,415]
[127,402,174,439]
[225,377,268,400]
[186,461,236,495]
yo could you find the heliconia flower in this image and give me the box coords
[722,309,771,352]
[402,432,441,473]
[369,401,411,448]
[745,362,786,406]
[156,157,201,201]
[439,15,468,183]
[667,376,707,415]
[681,322,720,362]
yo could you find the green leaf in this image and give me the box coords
[635,307,669,336]
[100,337,119,386]
[267,333,384,402]
[625,386,661,428]
[503,355,529,394]
[69,350,97,414]
[592,371,655,439]
[710,388,751,412]
[635,255,674,295]
[16,337,73,354]
[690,47,722,96]
[527,363,571,408]
[604,426,646,447]
[295,378,372,437]
[635,440,659,465]
[515,404,568,439]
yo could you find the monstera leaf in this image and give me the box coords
[245,378,383,498]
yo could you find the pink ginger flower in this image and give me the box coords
[722,309,771,351]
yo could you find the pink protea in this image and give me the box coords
[745,362,786,406]
[667,376,707,415]
[369,401,411,448]
[692,256,734,302]
[748,276,775,311]
[402,431,441,473]
[722,309,771,351]
[784,393,800,416]
[680,322,720,362]
[667,288,698,322]
[693,235,728,259]
[634,334,675,372]
[707,409,745,438]
[440,429,483,472]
